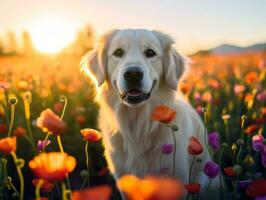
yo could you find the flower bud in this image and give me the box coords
[8,97,17,105]
[80,170,89,178]
[16,159,25,168]
[222,143,228,148]
[231,143,237,151]
[236,139,244,146]
[171,125,179,132]
[202,107,207,113]
[233,165,242,175]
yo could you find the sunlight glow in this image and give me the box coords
[29,17,76,53]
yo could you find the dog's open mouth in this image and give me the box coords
[117,81,156,104]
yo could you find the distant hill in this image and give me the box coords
[194,43,266,55]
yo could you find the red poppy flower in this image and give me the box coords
[0,137,16,154]
[184,183,201,193]
[246,179,266,197]
[32,179,54,192]
[72,185,112,200]
[13,126,26,137]
[223,167,236,177]
[0,124,7,134]
[80,129,102,142]
[188,137,203,155]
[76,115,86,125]
[29,152,76,181]
[151,105,176,124]
[36,108,66,135]
[244,124,260,135]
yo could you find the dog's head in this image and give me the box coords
[81,29,189,106]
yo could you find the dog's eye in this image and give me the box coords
[144,49,156,58]
[113,48,124,57]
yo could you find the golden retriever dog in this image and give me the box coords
[81,29,219,193]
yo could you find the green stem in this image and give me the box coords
[206,179,212,194]
[81,141,90,189]
[60,95,67,120]
[11,152,24,200]
[35,179,44,200]
[61,182,67,200]
[57,135,65,153]
[7,104,15,137]
[189,156,196,183]
[236,146,242,165]
[218,147,225,195]
[171,129,177,177]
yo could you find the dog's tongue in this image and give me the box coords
[127,89,143,97]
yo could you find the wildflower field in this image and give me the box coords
[0,52,265,200]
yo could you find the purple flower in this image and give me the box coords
[239,180,252,189]
[203,161,219,178]
[37,139,51,152]
[252,135,265,152]
[255,196,266,200]
[208,132,220,150]
[161,144,174,154]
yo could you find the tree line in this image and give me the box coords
[0,25,95,56]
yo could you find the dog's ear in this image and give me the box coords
[80,29,118,87]
[152,31,189,90]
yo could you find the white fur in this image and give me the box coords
[81,29,219,193]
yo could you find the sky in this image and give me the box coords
[0,0,265,54]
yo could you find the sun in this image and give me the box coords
[29,17,76,54]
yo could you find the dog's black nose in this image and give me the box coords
[124,67,143,82]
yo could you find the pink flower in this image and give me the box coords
[234,84,245,94]
[252,135,265,152]
[193,92,201,104]
[37,140,51,152]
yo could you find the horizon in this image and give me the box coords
[0,0,265,54]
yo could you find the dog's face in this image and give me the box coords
[81,29,188,107]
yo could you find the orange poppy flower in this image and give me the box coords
[223,167,236,177]
[262,107,266,116]
[32,179,54,192]
[72,185,112,200]
[0,137,16,154]
[80,129,102,142]
[184,183,201,193]
[117,175,184,200]
[151,105,176,124]
[202,92,212,103]
[244,124,259,135]
[28,152,76,181]
[13,126,26,137]
[36,108,66,135]
[180,83,190,94]
[245,72,258,84]
[0,124,7,134]
[188,137,203,155]
[246,178,266,197]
